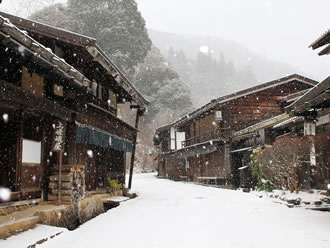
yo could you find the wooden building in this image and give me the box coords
[227,30,330,190]
[154,74,317,187]
[0,13,148,203]
[231,76,330,189]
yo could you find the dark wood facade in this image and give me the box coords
[155,75,317,187]
[232,76,330,189]
[0,14,148,203]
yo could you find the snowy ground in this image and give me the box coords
[0,225,67,248]
[3,173,330,248]
[251,189,330,209]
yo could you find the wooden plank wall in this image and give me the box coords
[187,148,226,181]
[228,82,312,132]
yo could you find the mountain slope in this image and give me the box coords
[149,30,302,105]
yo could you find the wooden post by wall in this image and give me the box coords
[128,109,142,189]
[15,109,23,192]
[224,142,231,182]
[40,115,47,201]
[52,120,66,203]
[58,151,63,204]
[67,122,77,165]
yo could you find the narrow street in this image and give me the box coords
[29,173,330,248]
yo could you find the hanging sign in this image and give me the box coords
[304,121,316,136]
[52,120,66,151]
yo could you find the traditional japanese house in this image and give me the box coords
[228,32,330,189]
[231,76,330,189]
[0,13,148,204]
[154,74,317,187]
[279,76,330,189]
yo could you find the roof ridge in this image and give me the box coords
[157,74,318,131]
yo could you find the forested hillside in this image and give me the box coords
[150,30,300,105]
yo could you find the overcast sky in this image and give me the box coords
[136,0,329,80]
[0,0,329,80]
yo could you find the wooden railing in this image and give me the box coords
[90,95,117,115]
[181,128,230,147]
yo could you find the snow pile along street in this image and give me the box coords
[5,173,330,248]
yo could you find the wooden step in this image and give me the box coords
[47,194,72,203]
[50,173,73,182]
[49,182,73,190]
[51,166,74,173]
[51,189,73,196]
[51,165,85,173]
[0,216,39,239]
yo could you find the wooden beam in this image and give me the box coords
[0,80,72,121]
[232,113,291,139]
[86,46,148,110]
[290,91,330,114]
[128,110,143,189]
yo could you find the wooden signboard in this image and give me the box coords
[52,120,66,152]
[52,119,66,203]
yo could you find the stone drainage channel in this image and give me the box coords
[0,193,135,245]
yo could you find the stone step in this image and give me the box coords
[0,216,40,239]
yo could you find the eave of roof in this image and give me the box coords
[0,15,91,88]
[272,116,304,129]
[309,30,330,50]
[232,113,291,139]
[278,89,309,105]
[0,11,149,109]
[285,76,330,114]
[319,44,330,56]
[0,11,96,47]
[87,45,149,108]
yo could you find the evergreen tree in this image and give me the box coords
[167,48,193,86]
[135,47,193,121]
[30,4,75,30]
[30,0,151,75]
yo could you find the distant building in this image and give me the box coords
[154,74,317,187]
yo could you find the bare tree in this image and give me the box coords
[255,136,311,192]
[8,0,56,17]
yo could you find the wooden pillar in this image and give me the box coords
[128,109,142,189]
[304,119,316,188]
[40,114,47,201]
[67,122,77,165]
[15,109,23,192]
[224,142,231,182]
[58,151,63,204]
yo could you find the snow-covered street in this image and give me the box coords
[5,173,330,248]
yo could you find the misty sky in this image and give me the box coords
[136,0,329,80]
[0,0,329,80]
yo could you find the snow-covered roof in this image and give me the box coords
[309,30,330,50]
[272,116,304,129]
[0,11,149,110]
[309,30,330,56]
[285,76,330,114]
[0,15,91,88]
[157,74,317,132]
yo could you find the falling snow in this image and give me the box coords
[87,150,94,158]
[2,113,8,123]
[0,187,11,201]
